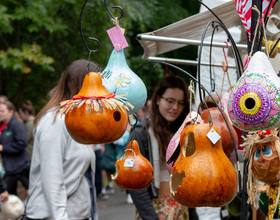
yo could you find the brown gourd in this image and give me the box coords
[61,72,129,144]
[112,140,154,190]
[201,107,238,157]
[170,123,238,207]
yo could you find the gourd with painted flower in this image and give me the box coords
[60,72,133,144]
[102,49,147,113]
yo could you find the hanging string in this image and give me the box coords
[188,80,197,113]
[112,17,119,28]
[220,43,232,98]
[261,13,269,57]
[248,6,261,61]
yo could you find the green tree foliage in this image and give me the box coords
[0,0,200,111]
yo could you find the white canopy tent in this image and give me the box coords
[136,0,280,107]
[136,0,248,64]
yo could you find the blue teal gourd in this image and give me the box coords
[102,49,147,113]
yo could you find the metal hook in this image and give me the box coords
[104,0,124,20]
[79,0,101,53]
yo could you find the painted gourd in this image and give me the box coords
[201,107,238,157]
[112,140,154,190]
[166,111,203,173]
[251,141,280,185]
[102,49,147,114]
[228,51,280,131]
[170,123,238,207]
[60,72,130,144]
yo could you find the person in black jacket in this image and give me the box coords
[0,100,30,195]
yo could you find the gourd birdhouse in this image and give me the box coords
[228,51,280,131]
[112,140,154,190]
[60,72,133,144]
[102,49,147,113]
[170,123,238,207]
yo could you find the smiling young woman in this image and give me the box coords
[127,76,198,220]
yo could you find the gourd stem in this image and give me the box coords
[125,149,136,158]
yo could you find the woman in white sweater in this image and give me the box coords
[26,60,98,220]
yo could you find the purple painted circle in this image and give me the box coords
[232,83,271,124]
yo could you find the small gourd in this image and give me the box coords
[170,123,238,207]
[112,140,154,190]
[60,72,132,144]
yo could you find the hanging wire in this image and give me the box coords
[197,0,244,76]
[197,20,242,105]
[209,24,218,93]
[79,0,101,54]
[104,0,124,20]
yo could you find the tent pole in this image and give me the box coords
[242,2,263,220]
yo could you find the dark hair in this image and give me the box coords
[19,100,35,115]
[34,59,98,125]
[150,75,189,163]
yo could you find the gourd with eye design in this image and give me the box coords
[60,72,131,144]
[228,51,280,131]
[170,123,238,207]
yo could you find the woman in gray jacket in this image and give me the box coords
[26,60,98,220]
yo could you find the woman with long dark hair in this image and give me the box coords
[128,75,196,220]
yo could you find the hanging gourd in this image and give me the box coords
[60,71,133,144]
[102,49,147,114]
[170,123,238,207]
[241,129,280,220]
[112,140,154,190]
[166,111,203,173]
[228,51,280,131]
[201,107,238,157]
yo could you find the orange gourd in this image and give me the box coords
[60,72,131,144]
[170,123,238,207]
[201,107,238,157]
[112,140,154,190]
